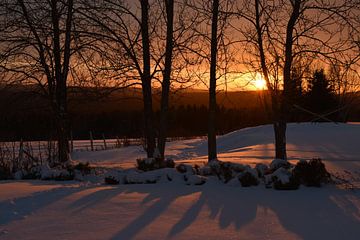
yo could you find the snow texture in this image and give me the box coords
[271,167,292,184]
[1,123,360,239]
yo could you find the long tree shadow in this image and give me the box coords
[167,184,360,239]
[110,184,199,240]
[263,187,360,239]
[168,184,258,238]
[0,185,83,225]
[68,186,124,214]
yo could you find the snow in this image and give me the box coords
[271,167,292,184]
[255,163,269,177]
[184,174,207,185]
[39,165,71,180]
[1,182,359,239]
[270,159,290,170]
[1,122,360,239]
[125,168,181,184]
[242,166,259,180]
[71,123,360,173]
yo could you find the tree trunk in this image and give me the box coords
[158,0,174,159]
[142,80,156,158]
[52,0,72,164]
[208,0,219,162]
[273,121,287,160]
[140,0,156,158]
[56,111,70,164]
[276,0,300,161]
[254,0,300,161]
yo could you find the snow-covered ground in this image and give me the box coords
[72,122,360,173]
[1,123,360,240]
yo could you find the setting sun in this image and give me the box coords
[253,74,267,90]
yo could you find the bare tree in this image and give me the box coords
[184,0,236,162]
[77,0,157,157]
[328,60,360,121]
[157,0,174,159]
[236,0,358,160]
[208,0,220,161]
[78,0,201,159]
[140,0,157,157]
[0,0,79,164]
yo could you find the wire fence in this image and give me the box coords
[0,135,206,153]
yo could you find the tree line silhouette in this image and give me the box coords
[1,68,360,142]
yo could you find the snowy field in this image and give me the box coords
[1,123,360,240]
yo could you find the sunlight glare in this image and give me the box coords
[253,74,267,90]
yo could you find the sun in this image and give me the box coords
[253,74,267,90]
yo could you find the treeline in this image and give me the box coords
[1,69,360,142]
[2,98,360,142]
[2,67,360,141]
[0,103,268,141]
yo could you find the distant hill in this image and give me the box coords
[1,85,359,141]
[0,85,266,114]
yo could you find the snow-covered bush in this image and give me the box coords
[126,171,157,184]
[196,165,212,176]
[270,159,291,171]
[137,158,175,171]
[104,169,132,184]
[125,168,181,184]
[209,160,232,182]
[72,162,92,175]
[293,158,331,187]
[105,167,185,185]
[176,163,195,174]
[209,160,248,183]
[238,168,259,187]
[0,141,61,180]
[255,163,269,177]
[39,165,73,180]
[271,167,299,190]
[12,162,97,181]
[184,174,207,185]
[21,167,41,179]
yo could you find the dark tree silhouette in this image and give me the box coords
[208,0,220,162]
[305,69,338,120]
[78,0,199,159]
[158,0,175,159]
[237,0,357,160]
[0,0,77,164]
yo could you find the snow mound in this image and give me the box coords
[238,167,259,187]
[39,165,71,180]
[126,168,182,184]
[270,159,291,171]
[184,174,207,185]
[271,167,292,184]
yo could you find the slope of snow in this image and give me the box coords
[72,122,360,173]
[1,123,360,240]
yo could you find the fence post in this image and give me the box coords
[70,131,74,152]
[116,136,121,148]
[19,138,24,162]
[38,141,43,165]
[102,133,107,150]
[90,131,94,151]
